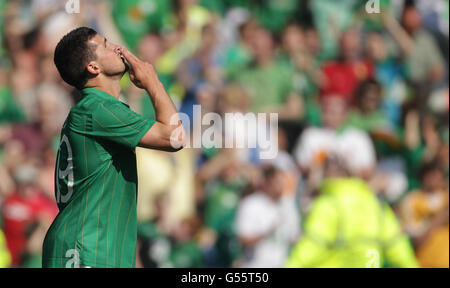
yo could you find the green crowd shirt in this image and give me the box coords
[237,62,296,113]
[112,0,172,50]
[42,88,155,268]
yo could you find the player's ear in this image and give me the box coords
[86,61,101,76]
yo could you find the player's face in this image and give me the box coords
[89,34,127,77]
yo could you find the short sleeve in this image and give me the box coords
[90,101,155,150]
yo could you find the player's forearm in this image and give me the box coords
[145,80,181,127]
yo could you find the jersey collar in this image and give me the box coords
[80,87,119,102]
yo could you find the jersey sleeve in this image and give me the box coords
[90,101,155,150]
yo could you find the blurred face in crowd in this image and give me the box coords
[173,218,198,242]
[321,96,348,130]
[13,164,38,196]
[153,193,168,220]
[2,140,27,171]
[422,168,446,193]
[282,24,305,55]
[196,84,217,113]
[138,34,164,64]
[40,55,60,83]
[324,156,350,179]
[201,24,217,52]
[221,156,243,184]
[359,83,381,113]
[304,27,321,55]
[87,34,127,78]
[251,29,275,64]
[339,29,361,61]
[402,6,422,34]
[240,20,259,46]
[366,32,387,62]
[219,84,251,114]
[38,90,60,135]
[264,169,284,200]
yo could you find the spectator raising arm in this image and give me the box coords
[381,12,415,56]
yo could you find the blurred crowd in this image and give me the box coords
[0,0,448,268]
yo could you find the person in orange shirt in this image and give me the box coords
[400,160,449,268]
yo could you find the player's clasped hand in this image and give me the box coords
[118,46,159,90]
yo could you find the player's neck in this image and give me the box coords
[85,76,122,99]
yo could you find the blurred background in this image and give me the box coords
[0,0,448,268]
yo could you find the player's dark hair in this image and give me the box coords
[54,27,98,89]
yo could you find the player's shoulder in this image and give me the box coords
[65,96,121,129]
[74,95,129,117]
[94,98,130,114]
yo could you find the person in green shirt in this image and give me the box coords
[0,87,26,124]
[42,27,186,268]
[252,0,300,34]
[203,178,246,267]
[0,63,26,124]
[236,28,303,121]
[168,218,204,268]
[277,23,323,126]
[138,219,204,268]
[224,19,257,80]
[346,79,394,133]
[111,0,172,51]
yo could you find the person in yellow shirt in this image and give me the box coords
[0,229,11,268]
[286,157,419,268]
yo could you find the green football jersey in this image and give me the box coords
[42,88,155,268]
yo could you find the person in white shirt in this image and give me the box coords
[235,166,300,268]
[293,95,376,180]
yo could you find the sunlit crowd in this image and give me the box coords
[0,0,448,268]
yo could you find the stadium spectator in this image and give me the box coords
[1,164,57,267]
[235,165,300,268]
[236,28,304,121]
[0,0,448,268]
[286,156,419,268]
[399,160,449,268]
[320,28,374,102]
[293,95,376,180]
